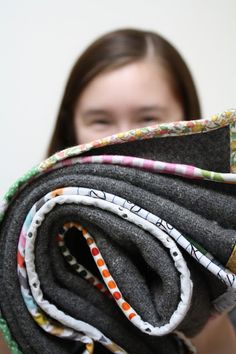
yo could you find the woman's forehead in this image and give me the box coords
[75,60,178,109]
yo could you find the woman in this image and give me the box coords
[1,28,235,354]
[47,28,200,155]
[47,28,236,354]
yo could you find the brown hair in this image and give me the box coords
[47,28,201,156]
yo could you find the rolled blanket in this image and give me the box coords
[1,110,236,354]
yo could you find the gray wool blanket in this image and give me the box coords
[1,110,236,354]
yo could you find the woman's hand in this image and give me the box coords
[191,314,236,354]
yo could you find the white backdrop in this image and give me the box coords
[0,0,236,197]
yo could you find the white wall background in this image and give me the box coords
[0,0,236,197]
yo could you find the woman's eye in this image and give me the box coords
[140,117,159,124]
[91,119,110,126]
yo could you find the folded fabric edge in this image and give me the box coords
[40,109,236,171]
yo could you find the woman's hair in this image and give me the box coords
[47,28,201,156]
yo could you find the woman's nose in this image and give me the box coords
[117,120,136,133]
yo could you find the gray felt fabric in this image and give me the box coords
[87,126,230,172]
[0,124,235,354]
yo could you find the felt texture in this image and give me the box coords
[88,126,230,172]
[1,111,236,354]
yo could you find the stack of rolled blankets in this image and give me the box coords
[1,110,236,354]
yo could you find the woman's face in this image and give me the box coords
[74,59,184,144]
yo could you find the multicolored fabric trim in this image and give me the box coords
[18,188,192,336]
[37,109,236,173]
[20,187,236,312]
[18,191,127,352]
[57,223,112,298]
